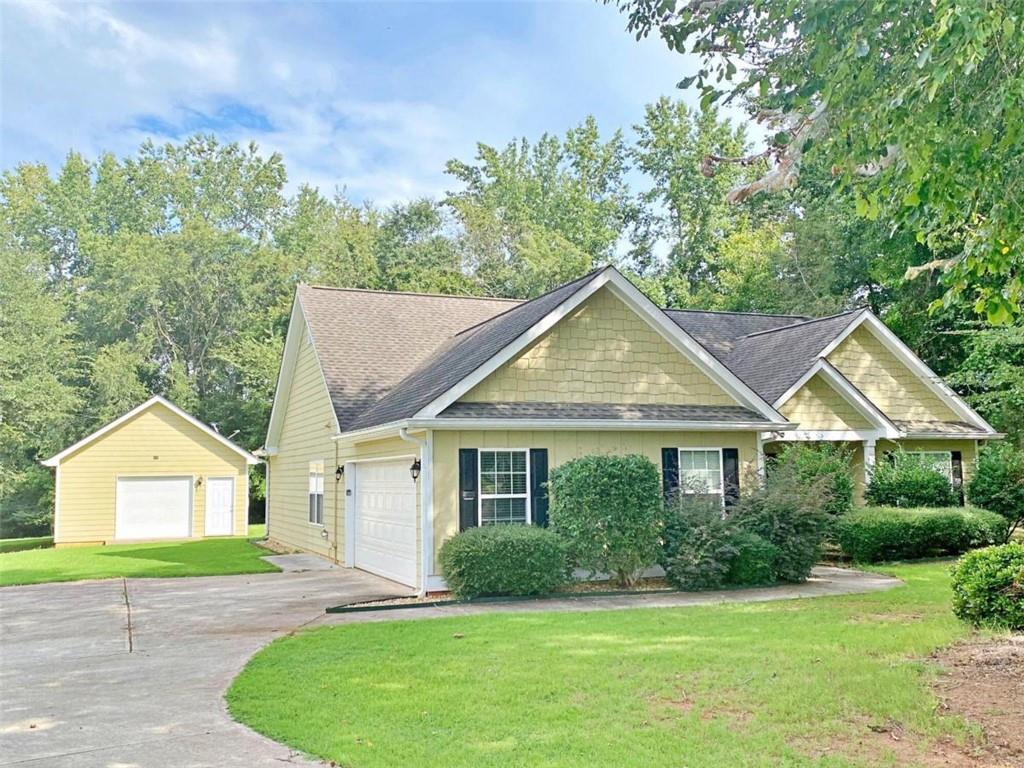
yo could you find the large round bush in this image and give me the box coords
[967,441,1024,540]
[865,453,957,508]
[776,443,855,519]
[835,506,1006,562]
[950,543,1024,630]
[660,495,737,591]
[548,454,661,587]
[726,531,779,586]
[438,525,568,599]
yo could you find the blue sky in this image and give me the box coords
[1,1,744,205]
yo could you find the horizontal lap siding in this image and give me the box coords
[56,404,249,544]
[267,328,339,559]
[430,429,759,574]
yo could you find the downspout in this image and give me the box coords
[333,441,341,564]
[399,427,432,596]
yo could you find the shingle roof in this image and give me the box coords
[723,309,866,404]
[438,401,768,423]
[346,269,605,430]
[665,309,809,361]
[894,419,987,436]
[297,285,521,430]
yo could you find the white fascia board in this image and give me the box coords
[42,395,260,466]
[412,267,785,424]
[409,418,796,432]
[332,421,408,445]
[816,361,902,438]
[902,431,1005,441]
[819,311,997,434]
[764,429,884,442]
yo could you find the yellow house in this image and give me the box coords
[42,396,259,546]
[263,266,1001,593]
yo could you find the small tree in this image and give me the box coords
[968,442,1024,541]
[865,452,957,508]
[548,454,662,587]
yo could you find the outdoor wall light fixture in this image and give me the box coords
[335,465,344,482]
[410,459,422,482]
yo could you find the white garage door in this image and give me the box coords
[115,477,192,540]
[353,460,417,587]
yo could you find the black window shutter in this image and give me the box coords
[529,449,549,527]
[951,451,965,506]
[458,449,478,531]
[723,448,740,507]
[661,448,679,501]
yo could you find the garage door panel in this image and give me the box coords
[115,477,192,539]
[354,461,417,587]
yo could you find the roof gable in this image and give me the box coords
[43,396,259,466]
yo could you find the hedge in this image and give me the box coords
[950,543,1024,630]
[438,524,568,599]
[835,506,1006,562]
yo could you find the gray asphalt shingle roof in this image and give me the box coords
[665,309,810,360]
[438,402,766,422]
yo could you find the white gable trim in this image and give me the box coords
[42,395,259,467]
[413,268,785,423]
[773,359,901,439]
[265,291,341,451]
[818,311,997,434]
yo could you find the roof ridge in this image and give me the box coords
[452,265,611,338]
[741,307,867,339]
[301,284,523,302]
[665,308,811,319]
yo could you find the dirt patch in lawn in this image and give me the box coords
[929,634,1024,767]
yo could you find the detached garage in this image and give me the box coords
[42,396,259,546]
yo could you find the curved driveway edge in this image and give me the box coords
[0,566,898,767]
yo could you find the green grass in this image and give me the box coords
[248,523,266,539]
[0,535,53,554]
[0,536,279,586]
[228,562,976,768]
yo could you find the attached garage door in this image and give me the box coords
[353,460,417,587]
[115,477,192,539]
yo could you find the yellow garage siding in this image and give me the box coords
[266,326,339,560]
[56,403,249,544]
[462,287,740,406]
[430,429,759,573]
[828,326,959,423]
[781,374,873,431]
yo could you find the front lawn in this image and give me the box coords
[0,536,279,586]
[228,562,978,767]
[0,535,53,554]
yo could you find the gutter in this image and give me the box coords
[398,427,433,597]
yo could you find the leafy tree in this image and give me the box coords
[614,0,1024,322]
[947,325,1024,445]
[967,442,1024,539]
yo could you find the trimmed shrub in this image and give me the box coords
[775,443,855,518]
[548,454,662,587]
[438,525,568,599]
[733,450,832,582]
[865,452,957,508]
[726,531,779,586]
[660,494,738,591]
[835,506,1006,562]
[950,543,1024,630]
[968,442,1024,540]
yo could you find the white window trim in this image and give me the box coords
[477,448,532,526]
[308,460,325,527]
[678,448,725,498]
[905,451,954,482]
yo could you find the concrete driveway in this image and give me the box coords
[0,568,409,767]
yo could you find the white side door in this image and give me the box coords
[204,476,235,536]
[353,460,417,587]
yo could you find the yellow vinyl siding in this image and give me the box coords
[781,374,873,430]
[56,403,248,544]
[462,287,740,406]
[430,429,759,573]
[827,326,959,423]
[266,327,339,559]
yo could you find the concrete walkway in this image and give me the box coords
[317,566,901,627]
[0,565,899,767]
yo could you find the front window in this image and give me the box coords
[308,460,324,525]
[906,451,953,481]
[478,449,530,525]
[679,449,723,496]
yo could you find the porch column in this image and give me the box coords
[756,433,767,485]
[863,438,877,488]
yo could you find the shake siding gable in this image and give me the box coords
[462,287,741,407]
[827,326,960,423]
[266,326,339,558]
[56,403,249,544]
[781,374,873,431]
